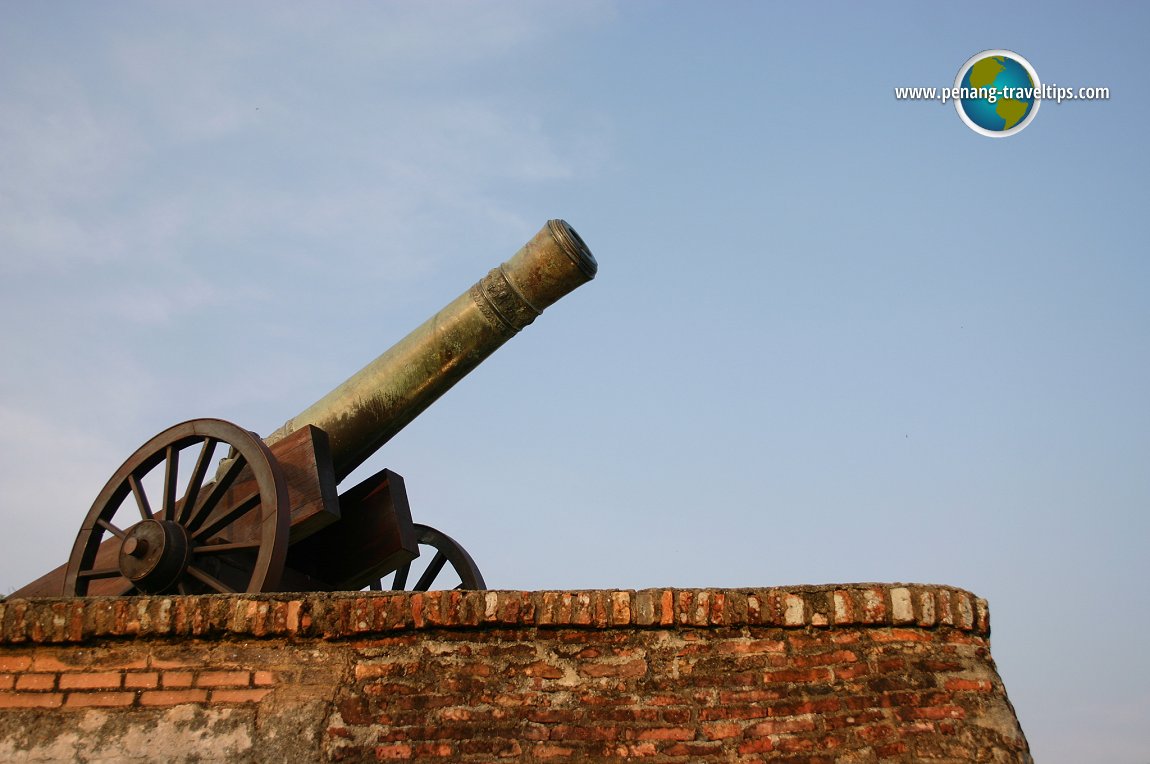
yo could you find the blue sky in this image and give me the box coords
[1,3,1147,761]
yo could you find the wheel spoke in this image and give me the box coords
[65,418,287,599]
[414,551,448,592]
[179,437,218,524]
[77,567,123,580]
[412,524,486,590]
[128,473,153,520]
[192,541,262,555]
[185,453,247,534]
[194,489,261,541]
[391,562,411,590]
[186,564,237,594]
[97,518,127,539]
[161,444,179,518]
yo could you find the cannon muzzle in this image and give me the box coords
[264,219,597,482]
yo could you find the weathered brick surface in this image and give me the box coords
[0,586,1031,762]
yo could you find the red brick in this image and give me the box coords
[738,738,776,754]
[860,588,887,622]
[700,705,769,721]
[533,744,576,759]
[0,691,64,708]
[838,695,881,713]
[571,592,594,626]
[456,662,493,677]
[901,720,936,735]
[681,668,758,687]
[578,658,646,679]
[719,689,786,704]
[414,742,455,757]
[663,742,724,757]
[549,724,620,741]
[875,658,907,673]
[746,717,817,736]
[253,670,276,687]
[375,743,413,759]
[0,673,14,690]
[599,708,660,724]
[523,661,564,679]
[824,709,886,730]
[763,667,833,684]
[707,592,727,625]
[161,671,194,688]
[139,689,208,706]
[875,741,908,756]
[64,692,136,708]
[58,672,122,690]
[459,739,523,757]
[717,639,786,654]
[196,670,250,688]
[211,688,271,704]
[790,649,859,667]
[286,600,303,631]
[523,710,565,726]
[878,690,927,710]
[834,662,870,681]
[944,678,992,692]
[0,656,32,672]
[701,722,742,739]
[871,628,933,643]
[833,590,857,624]
[775,736,818,752]
[635,727,694,741]
[857,723,898,742]
[896,705,966,721]
[609,591,631,624]
[943,632,983,645]
[644,693,688,706]
[15,673,56,691]
[355,662,411,680]
[768,698,841,716]
[659,590,674,625]
[493,592,524,625]
[614,743,658,757]
[124,672,160,689]
[518,725,550,741]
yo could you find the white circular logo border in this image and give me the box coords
[953,49,1041,138]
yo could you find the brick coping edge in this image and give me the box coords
[0,583,988,645]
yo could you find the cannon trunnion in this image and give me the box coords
[12,220,595,598]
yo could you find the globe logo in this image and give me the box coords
[954,50,1041,137]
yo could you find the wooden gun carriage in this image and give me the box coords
[11,220,596,598]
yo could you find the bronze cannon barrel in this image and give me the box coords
[264,220,597,482]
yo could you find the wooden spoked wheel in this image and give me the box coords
[63,419,289,596]
[379,523,486,591]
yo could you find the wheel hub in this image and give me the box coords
[118,519,191,593]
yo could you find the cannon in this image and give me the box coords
[11,220,596,598]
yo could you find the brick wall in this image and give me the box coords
[0,585,1031,762]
